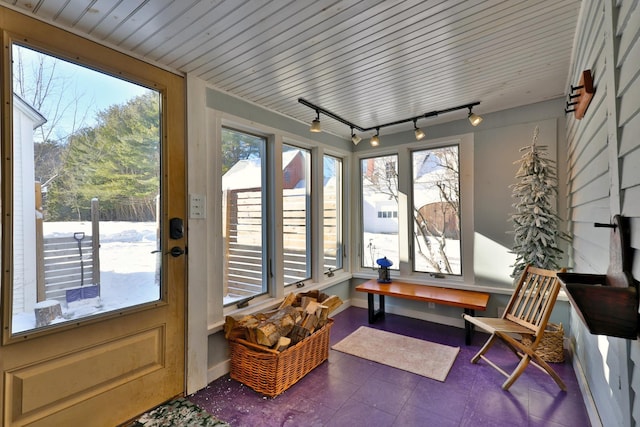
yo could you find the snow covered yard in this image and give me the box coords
[13,221,160,333]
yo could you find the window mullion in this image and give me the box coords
[311,147,323,283]
[397,148,411,276]
[270,134,284,300]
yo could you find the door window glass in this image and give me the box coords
[11,44,162,334]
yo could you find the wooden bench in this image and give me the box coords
[355,279,490,345]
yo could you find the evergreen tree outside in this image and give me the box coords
[46,92,160,221]
[509,126,569,279]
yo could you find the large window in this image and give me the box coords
[220,126,346,306]
[359,139,469,279]
[282,144,311,285]
[412,145,461,275]
[221,128,267,306]
[323,155,343,272]
[10,43,162,334]
[361,155,399,269]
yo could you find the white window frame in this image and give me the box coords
[203,110,351,321]
[353,133,474,286]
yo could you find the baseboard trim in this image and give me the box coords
[350,298,466,329]
[207,360,230,385]
[569,342,603,427]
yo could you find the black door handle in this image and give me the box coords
[169,246,185,257]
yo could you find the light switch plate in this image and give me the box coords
[189,193,206,219]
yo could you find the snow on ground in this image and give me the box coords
[363,232,461,274]
[12,221,160,333]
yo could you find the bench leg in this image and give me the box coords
[367,293,385,323]
[464,308,475,345]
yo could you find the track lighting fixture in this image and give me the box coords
[309,109,321,132]
[299,98,481,146]
[351,127,361,145]
[413,119,425,140]
[370,128,380,147]
[468,106,483,126]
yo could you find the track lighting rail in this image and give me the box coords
[298,98,480,133]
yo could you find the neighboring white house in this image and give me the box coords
[12,94,46,315]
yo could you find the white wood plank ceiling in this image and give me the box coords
[2,0,581,139]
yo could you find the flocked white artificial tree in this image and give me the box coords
[509,126,569,279]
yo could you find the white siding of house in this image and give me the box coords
[567,1,640,426]
[13,103,26,315]
[12,95,44,315]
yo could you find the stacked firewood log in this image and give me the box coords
[224,290,343,351]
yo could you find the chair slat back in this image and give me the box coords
[504,266,561,335]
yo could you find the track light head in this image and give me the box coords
[310,110,321,132]
[468,107,483,126]
[413,119,425,140]
[351,127,361,145]
[370,128,380,147]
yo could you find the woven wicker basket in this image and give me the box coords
[228,319,333,397]
[523,322,565,363]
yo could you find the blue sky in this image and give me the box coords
[14,44,152,141]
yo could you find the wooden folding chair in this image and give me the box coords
[462,265,567,391]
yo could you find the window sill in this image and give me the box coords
[207,271,353,335]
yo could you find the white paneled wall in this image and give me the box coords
[566,1,640,426]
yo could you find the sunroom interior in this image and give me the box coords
[0,1,639,426]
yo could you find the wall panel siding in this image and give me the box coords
[633,341,640,426]
[567,1,640,426]
[571,233,609,273]
[618,34,640,93]
[623,186,640,216]
[567,103,607,172]
[620,112,640,156]
[571,148,609,191]
[621,147,640,188]
[619,77,640,125]
[570,173,611,207]
[619,4,640,426]
[571,198,611,223]
[617,3,640,66]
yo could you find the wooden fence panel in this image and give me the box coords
[41,235,99,302]
[224,187,339,299]
[37,198,101,303]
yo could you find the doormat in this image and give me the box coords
[332,326,459,381]
[130,397,230,427]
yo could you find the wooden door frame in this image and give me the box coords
[0,7,186,426]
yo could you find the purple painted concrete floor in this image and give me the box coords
[189,306,591,427]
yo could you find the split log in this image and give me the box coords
[224,314,260,340]
[300,313,318,332]
[274,336,291,352]
[316,304,329,327]
[304,300,320,315]
[224,305,298,340]
[289,324,311,344]
[296,290,320,305]
[300,296,317,310]
[278,292,297,309]
[320,295,343,315]
[248,305,300,347]
[224,290,341,350]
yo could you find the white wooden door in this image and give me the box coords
[0,8,186,426]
